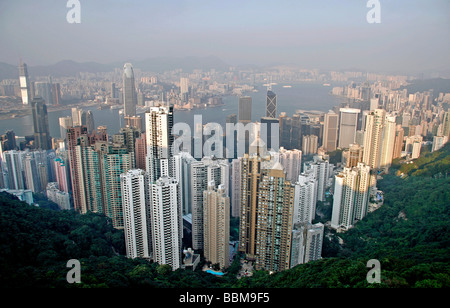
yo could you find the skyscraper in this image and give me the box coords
[322,111,339,152]
[278,147,302,183]
[254,162,295,272]
[150,177,182,271]
[190,157,229,251]
[180,77,189,103]
[85,111,95,134]
[266,90,277,118]
[293,174,317,225]
[380,115,397,170]
[101,145,135,229]
[19,61,31,105]
[34,82,53,106]
[74,138,104,214]
[67,126,88,212]
[239,153,270,259]
[3,150,26,190]
[260,117,280,152]
[303,156,331,202]
[230,157,242,218]
[31,97,51,150]
[302,135,318,155]
[290,222,324,268]
[331,163,371,230]
[238,96,252,124]
[123,63,137,117]
[392,125,405,159]
[145,105,174,182]
[338,108,360,149]
[121,169,152,259]
[362,109,385,169]
[203,182,230,269]
[59,116,73,140]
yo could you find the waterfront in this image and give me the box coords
[0,82,344,140]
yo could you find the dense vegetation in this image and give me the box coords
[0,144,449,288]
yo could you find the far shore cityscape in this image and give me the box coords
[1,59,448,275]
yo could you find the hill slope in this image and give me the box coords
[0,144,449,288]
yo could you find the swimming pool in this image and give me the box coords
[206,270,224,276]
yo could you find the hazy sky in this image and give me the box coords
[0,0,449,74]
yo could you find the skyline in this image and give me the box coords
[0,1,449,75]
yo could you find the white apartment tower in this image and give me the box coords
[331,163,371,230]
[290,222,324,268]
[150,177,182,271]
[120,169,152,259]
[293,174,317,225]
[145,105,175,182]
[363,109,385,170]
[278,147,302,183]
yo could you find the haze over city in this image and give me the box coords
[1,0,449,75]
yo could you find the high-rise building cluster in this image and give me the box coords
[1,60,449,276]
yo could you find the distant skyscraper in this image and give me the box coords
[59,116,73,140]
[150,177,182,271]
[322,111,339,152]
[31,97,51,150]
[266,90,277,118]
[302,135,318,155]
[238,96,252,124]
[338,108,360,149]
[121,169,152,259]
[180,77,189,102]
[19,61,31,105]
[52,83,61,105]
[85,111,95,134]
[34,82,53,106]
[123,63,137,117]
[71,107,81,126]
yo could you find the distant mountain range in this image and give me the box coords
[0,56,231,79]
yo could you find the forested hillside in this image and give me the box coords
[0,144,449,288]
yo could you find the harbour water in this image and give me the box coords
[0,82,344,140]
